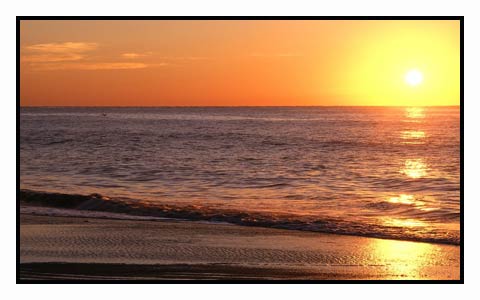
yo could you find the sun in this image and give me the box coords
[405,69,424,86]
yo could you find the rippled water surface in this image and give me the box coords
[20,107,460,244]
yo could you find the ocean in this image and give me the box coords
[19,106,460,245]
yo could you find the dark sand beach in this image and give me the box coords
[20,212,460,281]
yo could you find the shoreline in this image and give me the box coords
[19,189,460,246]
[20,213,460,281]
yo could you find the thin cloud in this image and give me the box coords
[30,62,148,71]
[23,43,169,71]
[74,62,149,70]
[29,62,168,71]
[22,53,85,63]
[24,42,98,53]
[122,53,147,59]
[22,42,98,63]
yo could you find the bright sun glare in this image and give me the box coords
[405,69,424,86]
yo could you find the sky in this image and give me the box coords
[20,20,460,106]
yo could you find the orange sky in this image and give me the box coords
[20,20,460,106]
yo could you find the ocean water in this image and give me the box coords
[20,107,461,244]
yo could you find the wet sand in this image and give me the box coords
[19,213,460,281]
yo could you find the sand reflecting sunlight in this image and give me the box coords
[368,238,436,279]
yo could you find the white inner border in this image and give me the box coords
[2,0,478,298]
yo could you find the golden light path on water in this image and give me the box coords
[387,194,416,205]
[401,130,426,144]
[386,194,436,212]
[401,130,426,139]
[402,159,428,179]
[405,107,426,119]
[365,107,450,279]
[382,217,427,228]
[384,107,432,232]
[401,107,428,178]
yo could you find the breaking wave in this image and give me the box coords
[20,189,459,245]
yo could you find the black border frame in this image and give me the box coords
[16,16,464,284]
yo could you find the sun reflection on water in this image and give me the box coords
[401,159,427,179]
[387,194,415,205]
[405,107,425,120]
[383,217,427,228]
[401,130,425,139]
[386,194,437,212]
[401,130,426,144]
